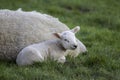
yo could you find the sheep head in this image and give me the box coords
[54,26,80,50]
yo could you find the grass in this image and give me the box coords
[0,0,120,80]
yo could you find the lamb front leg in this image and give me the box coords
[57,56,66,63]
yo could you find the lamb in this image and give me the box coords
[16,26,81,66]
[0,9,87,61]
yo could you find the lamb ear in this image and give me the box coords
[71,26,80,33]
[53,33,61,39]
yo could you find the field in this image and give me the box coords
[0,0,120,80]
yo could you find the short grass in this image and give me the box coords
[0,0,120,80]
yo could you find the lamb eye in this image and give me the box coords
[64,39,69,42]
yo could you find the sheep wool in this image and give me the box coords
[0,9,87,61]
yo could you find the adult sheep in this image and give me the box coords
[0,9,87,61]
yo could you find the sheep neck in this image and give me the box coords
[56,39,66,52]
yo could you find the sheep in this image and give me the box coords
[0,9,87,61]
[16,26,81,66]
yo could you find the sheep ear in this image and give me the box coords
[53,33,61,39]
[71,26,80,33]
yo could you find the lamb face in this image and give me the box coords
[60,31,77,50]
[54,26,80,50]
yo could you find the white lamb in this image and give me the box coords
[16,26,81,66]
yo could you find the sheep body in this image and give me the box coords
[0,9,69,60]
[16,27,81,66]
[0,9,87,61]
[16,39,66,66]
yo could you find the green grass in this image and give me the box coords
[0,0,120,80]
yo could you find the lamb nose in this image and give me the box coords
[73,45,77,48]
